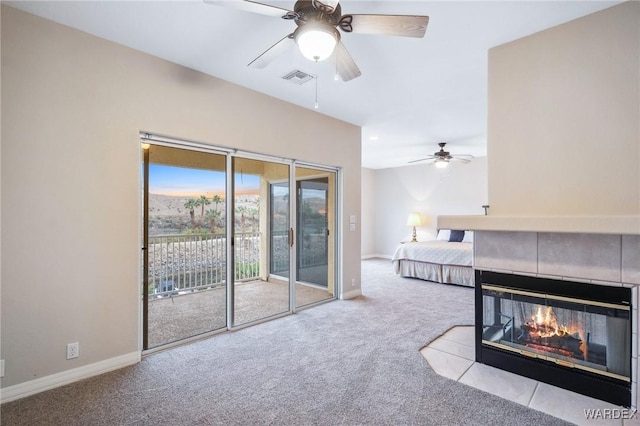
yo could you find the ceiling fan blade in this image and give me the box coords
[247,34,294,69]
[408,156,437,164]
[335,42,361,82]
[203,0,294,18]
[450,157,472,164]
[340,14,429,38]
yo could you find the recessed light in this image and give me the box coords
[369,136,379,141]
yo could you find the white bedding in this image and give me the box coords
[391,240,474,287]
[392,241,472,269]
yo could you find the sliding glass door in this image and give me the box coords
[142,138,338,350]
[294,167,336,308]
[142,144,227,349]
[231,157,291,326]
[265,167,336,308]
[297,178,329,286]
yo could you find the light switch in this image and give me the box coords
[349,215,356,224]
[349,223,356,232]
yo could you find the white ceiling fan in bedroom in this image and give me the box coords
[408,143,474,168]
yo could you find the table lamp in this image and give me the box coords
[406,212,422,242]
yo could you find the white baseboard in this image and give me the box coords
[0,351,140,404]
[340,288,362,300]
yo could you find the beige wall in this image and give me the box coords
[360,167,377,257]
[1,6,361,390]
[365,158,488,257]
[487,1,639,217]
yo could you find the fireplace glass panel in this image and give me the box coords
[481,285,631,381]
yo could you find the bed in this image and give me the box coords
[391,230,474,287]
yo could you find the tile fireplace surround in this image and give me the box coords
[473,230,640,409]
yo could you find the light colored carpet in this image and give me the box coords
[0,259,570,425]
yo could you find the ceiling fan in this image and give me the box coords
[408,143,474,168]
[203,0,429,82]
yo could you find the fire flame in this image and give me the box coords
[530,306,569,338]
[525,305,587,360]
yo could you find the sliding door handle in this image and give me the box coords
[290,228,294,248]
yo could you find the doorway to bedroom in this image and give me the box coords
[141,136,338,351]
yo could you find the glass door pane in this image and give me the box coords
[232,157,290,326]
[143,144,227,349]
[295,167,336,308]
[269,182,290,278]
[298,179,328,285]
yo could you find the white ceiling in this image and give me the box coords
[6,0,622,169]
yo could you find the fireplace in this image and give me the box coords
[475,270,632,407]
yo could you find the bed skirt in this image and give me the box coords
[442,264,474,287]
[393,260,474,288]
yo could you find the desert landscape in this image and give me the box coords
[148,192,260,236]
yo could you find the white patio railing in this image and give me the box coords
[147,232,260,298]
[147,230,327,298]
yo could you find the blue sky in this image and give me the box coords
[150,164,259,196]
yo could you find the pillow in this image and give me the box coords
[449,230,465,242]
[436,229,450,241]
[462,231,474,243]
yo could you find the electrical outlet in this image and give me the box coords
[0,359,5,378]
[66,342,79,360]
[351,278,356,287]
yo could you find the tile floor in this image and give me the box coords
[421,326,640,426]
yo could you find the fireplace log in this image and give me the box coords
[520,324,584,357]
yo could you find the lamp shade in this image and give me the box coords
[294,24,339,62]
[406,212,422,227]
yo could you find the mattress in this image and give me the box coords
[391,240,472,268]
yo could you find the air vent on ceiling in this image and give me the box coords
[281,70,314,85]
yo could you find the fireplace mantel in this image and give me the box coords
[438,215,640,235]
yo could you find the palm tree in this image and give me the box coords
[205,209,221,233]
[198,195,210,222]
[184,198,198,229]
[212,194,222,212]
[246,207,259,232]
[235,205,248,234]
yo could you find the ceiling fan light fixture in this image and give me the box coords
[434,158,449,168]
[294,24,339,62]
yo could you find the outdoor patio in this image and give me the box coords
[147,279,333,348]
[145,232,333,348]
